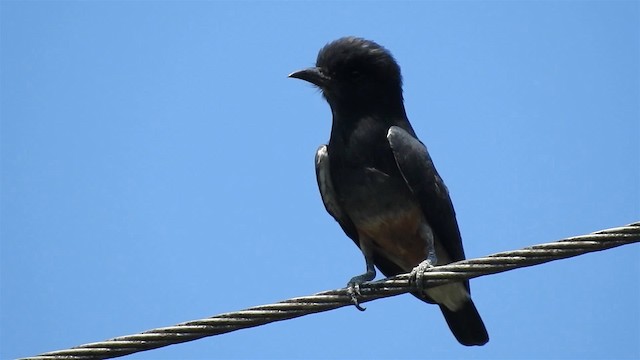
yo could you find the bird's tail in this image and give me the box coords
[439,299,489,346]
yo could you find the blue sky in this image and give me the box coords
[1,1,638,359]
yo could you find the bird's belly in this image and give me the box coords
[358,204,429,270]
[340,168,429,270]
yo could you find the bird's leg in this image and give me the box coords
[346,255,376,311]
[410,223,438,291]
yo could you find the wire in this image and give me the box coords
[20,222,640,360]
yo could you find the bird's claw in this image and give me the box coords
[345,265,375,311]
[410,258,435,291]
[346,281,367,311]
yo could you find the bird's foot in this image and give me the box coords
[410,253,437,291]
[346,271,375,311]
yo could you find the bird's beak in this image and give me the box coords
[288,67,330,87]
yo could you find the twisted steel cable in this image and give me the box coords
[21,222,640,360]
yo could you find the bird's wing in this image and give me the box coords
[315,145,359,246]
[386,126,466,262]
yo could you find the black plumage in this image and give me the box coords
[290,37,488,346]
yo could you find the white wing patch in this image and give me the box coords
[315,145,346,221]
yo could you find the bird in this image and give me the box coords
[289,36,488,346]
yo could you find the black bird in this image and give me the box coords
[289,37,488,346]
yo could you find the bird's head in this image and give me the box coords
[289,37,404,114]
